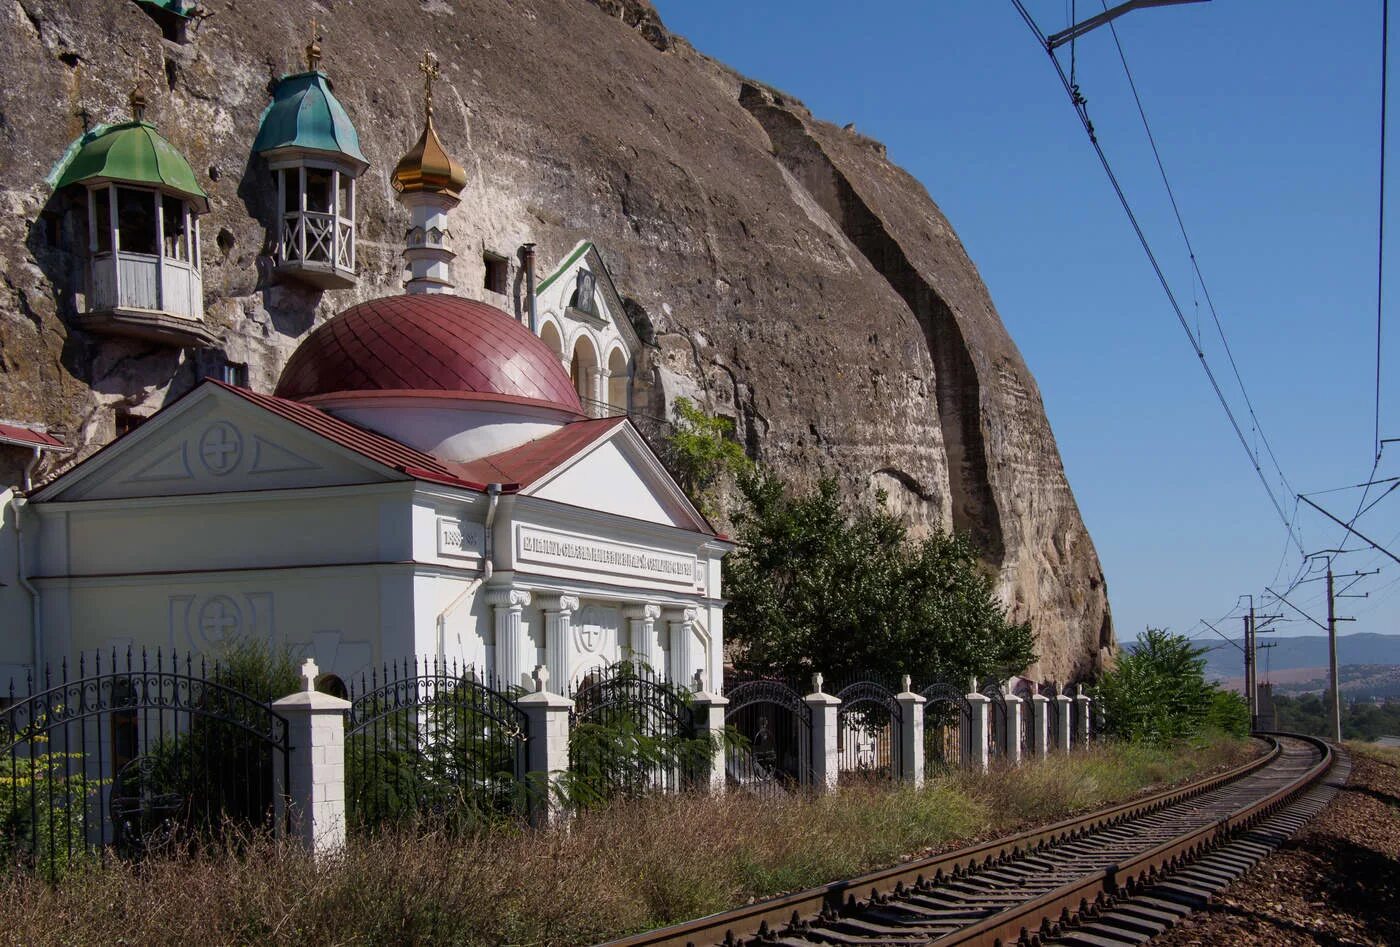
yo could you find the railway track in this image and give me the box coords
[601,733,1337,947]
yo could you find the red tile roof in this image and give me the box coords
[216,383,632,495]
[274,294,583,413]
[0,422,67,451]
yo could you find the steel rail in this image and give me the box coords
[599,735,1306,947]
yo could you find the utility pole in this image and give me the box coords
[1243,608,1255,726]
[1326,567,1339,742]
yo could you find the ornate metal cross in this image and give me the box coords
[419,51,440,117]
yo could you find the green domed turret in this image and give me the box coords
[253,69,367,170]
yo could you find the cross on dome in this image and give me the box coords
[305,17,323,71]
[419,50,440,118]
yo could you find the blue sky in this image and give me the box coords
[653,1,1400,659]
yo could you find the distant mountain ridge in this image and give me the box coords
[1197,633,1400,679]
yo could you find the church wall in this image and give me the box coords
[0,492,33,680]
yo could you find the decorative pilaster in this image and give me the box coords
[273,659,350,860]
[487,588,530,691]
[541,594,580,695]
[1030,686,1051,759]
[1075,684,1092,745]
[1004,687,1024,766]
[896,674,925,787]
[625,603,662,674]
[516,666,574,826]
[804,673,841,792]
[691,670,728,794]
[1054,684,1073,753]
[665,607,699,689]
[965,677,990,772]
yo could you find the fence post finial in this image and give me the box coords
[694,668,706,692]
[812,671,824,695]
[533,665,549,693]
[968,675,978,695]
[901,673,912,693]
[300,658,319,692]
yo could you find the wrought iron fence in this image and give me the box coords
[346,658,529,829]
[980,679,1009,761]
[1042,681,1065,749]
[723,677,812,795]
[1012,678,1036,757]
[920,681,971,777]
[567,662,701,803]
[0,649,288,879]
[835,680,901,782]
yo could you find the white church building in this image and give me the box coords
[4,56,730,697]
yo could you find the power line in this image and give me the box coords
[1100,1,1296,505]
[1377,0,1390,462]
[1008,0,1304,552]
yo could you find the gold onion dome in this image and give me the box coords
[391,52,467,197]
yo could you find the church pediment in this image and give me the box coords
[523,422,712,534]
[33,384,406,503]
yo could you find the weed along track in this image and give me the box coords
[601,734,1337,947]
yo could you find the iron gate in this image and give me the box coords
[568,662,700,801]
[980,680,1008,761]
[835,680,901,782]
[346,658,529,828]
[1042,681,1065,749]
[919,681,971,776]
[723,678,812,795]
[1012,678,1036,757]
[0,649,289,879]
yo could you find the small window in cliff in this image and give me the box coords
[113,410,147,439]
[483,253,509,295]
[569,270,598,316]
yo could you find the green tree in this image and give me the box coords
[723,470,1035,685]
[661,397,752,515]
[1092,629,1218,742]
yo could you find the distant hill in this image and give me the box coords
[1198,633,1400,680]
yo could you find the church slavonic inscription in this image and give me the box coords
[517,526,696,587]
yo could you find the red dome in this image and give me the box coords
[275,294,583,413]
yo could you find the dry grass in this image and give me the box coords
[0,735,1255,947]
[1349,740,1400,769]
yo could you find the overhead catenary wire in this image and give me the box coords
[1008,0,1303,552]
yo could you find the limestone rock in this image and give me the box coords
[0,0,1112,679]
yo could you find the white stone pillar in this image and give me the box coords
[691,670,728,794]
[517,666,574,825]
[965,679,990,773]
[1030,689,1051,759]
[665,607,699,689]
[1004,689,1024,766]
[1076,684,1092,745]
[541,594,579,696]
[896,674,925,788]
[625,603,662,675]
[487,588,531,692]
[1055,686,1073,753]
[273,659,350,860]
[400,190,459,294]
[804,673,841,792]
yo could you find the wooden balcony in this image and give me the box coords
[78,250,217,348]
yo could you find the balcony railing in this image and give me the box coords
[90,250,203,321]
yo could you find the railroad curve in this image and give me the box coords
[601,734,1338,947]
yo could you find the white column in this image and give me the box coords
[1076,684,1093,745]
[588,366,606,416]
[665,606,699,689]
[896,675,925,787]
[541,595,580,696]
[516,666,574,826]
[272,659,350,860]
[1004,689,1024,766]
[487,588,531,692]
[1030,689,1050,759]
[804,673,841,792]
[691,670,728,794]
[1055,686,1073,753]
[965,679,990,772]
[625,603,662,674]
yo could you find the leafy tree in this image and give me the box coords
[723,470,1035,685]
[1092,629,1218,742]
[1203,688,1251,738]
[661,397,752,515]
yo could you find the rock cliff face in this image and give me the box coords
[0,0,1113,679]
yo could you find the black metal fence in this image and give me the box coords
[920,681,970,777]
[346,658,529,829]
[835,680,902,782]
[568,663,702,803]
[980,680,1009,761]
[723,677,811,795]
[0,650,288,879]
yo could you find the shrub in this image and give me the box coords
[1092,629,1218,743]
[724,471,1035,684]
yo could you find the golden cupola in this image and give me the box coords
[391,52,467,197]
